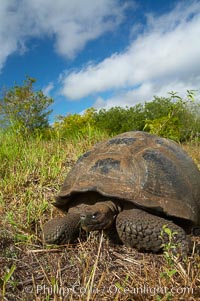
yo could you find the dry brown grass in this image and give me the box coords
[183,143,200,169]
[1,231,200,300]
[0,134,200,301]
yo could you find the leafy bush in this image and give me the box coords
[52,91,200,142]
[53,108,96,137]
[92,91,200,141]
[143,92,200,141]
[143,95,183,140]
[1,77,199,143]
[93,104,145,135]
[0,77,53,135]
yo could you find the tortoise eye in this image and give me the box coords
[92,212,98,219]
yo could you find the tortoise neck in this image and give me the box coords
[103,200,122,214]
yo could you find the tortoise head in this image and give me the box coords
[80,201,119,232]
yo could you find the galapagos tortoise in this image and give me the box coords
[44,131,200,253]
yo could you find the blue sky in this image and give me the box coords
[0,0,200,123]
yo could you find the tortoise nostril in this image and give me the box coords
[80,213,86,220]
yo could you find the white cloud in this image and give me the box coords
[42,82,54,96]
[93,77,200,110]
[61,0,200,108]
[27,0,125,58]
[0,0,125,72]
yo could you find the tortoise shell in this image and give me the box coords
[55,131,200,224]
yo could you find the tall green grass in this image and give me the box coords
[0,127,108,243]
[0,128,200,301]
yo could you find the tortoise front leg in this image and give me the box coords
[116,209,189,254]
[103,223,123,245]
[43,213,81,245]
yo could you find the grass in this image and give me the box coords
[0,129,200,301]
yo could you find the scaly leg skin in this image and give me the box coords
[43,213,81,245]
[116,209,190,255]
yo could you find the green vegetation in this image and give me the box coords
[0,79,200,300]
[0,76,53,134]
[1,78,199,142]
[54,91,200,142]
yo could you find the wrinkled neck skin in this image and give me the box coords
[101,200,122,215]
